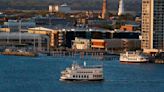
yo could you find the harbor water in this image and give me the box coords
[0,55,164,92]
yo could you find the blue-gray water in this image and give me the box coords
[0,55,164,92]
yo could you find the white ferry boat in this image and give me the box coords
[60,62,104,81]
[120,51,149,63]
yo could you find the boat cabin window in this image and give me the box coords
[77,71,93,73]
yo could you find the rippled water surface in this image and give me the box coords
[0,55,164,92]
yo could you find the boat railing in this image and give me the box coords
[82,65,103,68]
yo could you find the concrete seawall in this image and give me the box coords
[1,51,37,57]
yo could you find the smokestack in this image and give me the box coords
[118,0,125,16]
[102,0,107,19]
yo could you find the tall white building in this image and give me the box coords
[142,0,164,51]
[118,0,125,16]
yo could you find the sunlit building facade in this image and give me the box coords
[142,0,164,51]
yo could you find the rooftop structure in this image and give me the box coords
[34,17,73,27]
[49,4,71,13]
[3,20,36,32]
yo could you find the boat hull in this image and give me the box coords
[60,78,104,81]
[120,60,148,63]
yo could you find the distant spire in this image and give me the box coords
[102,0,107,19]
[118,0,125,16]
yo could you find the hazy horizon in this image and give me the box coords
[0,0,141,12]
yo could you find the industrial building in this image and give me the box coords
[91,39,140,52]
[72,37,90,50]
[28,26,141,50]
[0,32,49,52]
[71,37,141,52]
[113,31,140,39]
[120,25,140,32]
[28,27,58,47]
[63,28,141,50]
